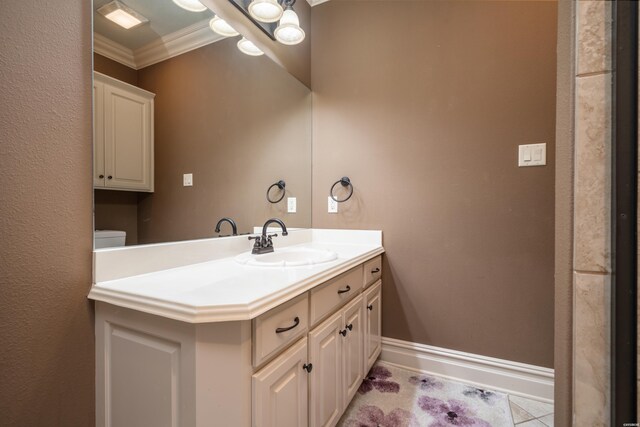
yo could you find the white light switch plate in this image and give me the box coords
[183,173,193,186]
[287,197,297,213]
[328,196,338,213]
[518,143,546,167]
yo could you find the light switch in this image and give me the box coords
[518,143,546,167]
[287,197,297,213]
[183,173,193,186]
[328,196,338,213]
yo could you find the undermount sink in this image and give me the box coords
[235,247,338,267]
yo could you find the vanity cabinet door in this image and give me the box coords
[342,295,364,407]
[103,82,154,192]
[309,312,343,427]
[252,337,309,427]
[363,281,382,373]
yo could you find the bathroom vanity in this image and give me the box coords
[89,229,383,427]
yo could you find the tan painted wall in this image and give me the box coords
[311,1,557,367]
[136,38,312,244]
[0,1,94,425]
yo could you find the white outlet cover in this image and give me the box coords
[183,173,193,186]
[328,196,338,213]
[287,197,297,213]
[518,143,546,167]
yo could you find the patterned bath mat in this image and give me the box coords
[337,362,514,427]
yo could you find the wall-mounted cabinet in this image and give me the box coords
[93,72,154,192]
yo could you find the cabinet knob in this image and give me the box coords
[346,323,353,331]
[99,174,104,179]
[107,175,113,180]
[303,363,313,373]
[367,304,374,311]
[339,329,347,337]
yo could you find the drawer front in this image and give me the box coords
[310,265,363,326]
[363,256,382,288]
[253,293,309,367]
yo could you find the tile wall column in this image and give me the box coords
[573,2,613,426]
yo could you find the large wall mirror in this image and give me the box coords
[92,0,312,248]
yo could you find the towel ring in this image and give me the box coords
[266,180,286,203]
[330,177,353,203]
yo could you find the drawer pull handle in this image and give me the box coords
[339,329,348,337]
[367,304,374,311]
[275,317,300,333]
[98,174,104,179]
[303,363,313,373]
[337,285,351,295]
[346,323,353,331]
[371,267,380,274]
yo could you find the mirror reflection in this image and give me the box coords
[92,0,312,248]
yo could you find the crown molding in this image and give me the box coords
[94,19,225,70]
[94,33,137,69]
[134,19,225,69]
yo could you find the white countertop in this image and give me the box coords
[88,229,383,323]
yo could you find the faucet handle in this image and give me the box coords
[248,235,262,247]
[268,234,278,238]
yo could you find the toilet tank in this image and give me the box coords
[95,230,126,249]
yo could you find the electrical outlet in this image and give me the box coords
[287,197,297,213]
[328,196,338,213]
[183,173,193,186]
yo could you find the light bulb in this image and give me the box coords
[275,8,305,45]
[237,37,264,56]
[248,0,283,23]
[209,16,239,37]
[172,0,207,12]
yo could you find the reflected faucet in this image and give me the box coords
[248,218,288,254]
[215,217,238,236]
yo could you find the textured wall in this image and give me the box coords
[311,1,557,367]
[136,38,311,244]
[0,1,94,425]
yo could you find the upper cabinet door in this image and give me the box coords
[363,281,382,373]
[93,80,105,188]
[103,82,154,191]
[342,295,364,406]
[308,311,343,427]
[252,337,309,427]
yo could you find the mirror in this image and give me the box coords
[92,0,312,248]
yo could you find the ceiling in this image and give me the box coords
[94,0,213,50]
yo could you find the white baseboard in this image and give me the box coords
[379,337,554,403]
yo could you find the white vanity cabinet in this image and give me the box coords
[94,253,383,427]
[93,71,154,192]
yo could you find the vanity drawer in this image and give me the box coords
[310,265,363,326]
[253,293,309,367]
[363,256,382,288]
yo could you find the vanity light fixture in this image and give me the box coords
[274,2,304,45]
[209,15,239,37]
[172,0,208,12]
[248,0,283,23]
[97,1,148,30]
[237,37,264,56]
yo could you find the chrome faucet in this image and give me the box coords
[215,217,238,236]
[248,218,288,254]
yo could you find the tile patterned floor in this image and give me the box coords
[508,395,554,426]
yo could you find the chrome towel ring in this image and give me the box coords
[330,177,353,203]
[266,180,286,203]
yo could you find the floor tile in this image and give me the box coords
[538,413,554,426]
[509,395,554,418]
[509,400,535,424]
[517,419,547,427]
